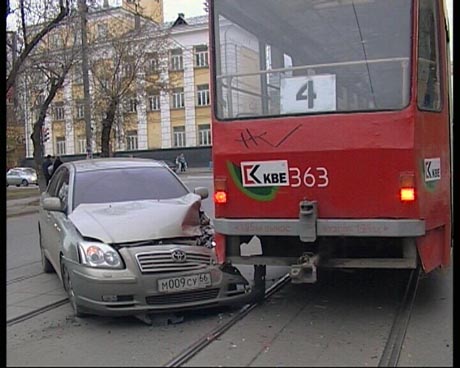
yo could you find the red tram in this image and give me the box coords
[208,0,452,292]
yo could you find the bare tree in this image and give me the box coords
[20,13,81,190]
[89,19,172,157]
[6,0,74,94]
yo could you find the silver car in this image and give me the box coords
[38,158,252,320]
[6,167,38,187]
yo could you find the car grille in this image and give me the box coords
[145,288,220,305]
[136,249,212,274]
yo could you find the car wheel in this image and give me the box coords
[21,179,29,186]
[61,261,87,318]
[39,230,55,273]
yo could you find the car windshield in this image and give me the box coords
[72,167,189,210]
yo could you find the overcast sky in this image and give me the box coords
[163,0,206,22]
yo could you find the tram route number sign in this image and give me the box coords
[280,74,336,114]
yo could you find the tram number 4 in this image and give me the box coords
[289,167,329,188]
[296,80,317,109]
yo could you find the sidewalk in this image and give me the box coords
[7,196,41,218]
[7,167,212,218]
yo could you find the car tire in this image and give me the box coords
[61,260,87,318]
[39,230,55,273]
[21,179,29,186]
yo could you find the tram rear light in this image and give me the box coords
[214,177,228,204]
[400,188,415,202]
[400,172,415,202]
[214,191,227,204]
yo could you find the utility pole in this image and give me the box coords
[78,0,93,158]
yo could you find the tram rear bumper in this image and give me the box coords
[214,218,426,238]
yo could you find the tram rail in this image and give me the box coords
[379,267,421,367]
[164,273,292,367]
[6,298,70,327]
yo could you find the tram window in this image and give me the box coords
[213,0,412,120]
[417,0,442,111]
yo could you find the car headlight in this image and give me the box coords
[78,241,123,269]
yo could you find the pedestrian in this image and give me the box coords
[42,154,53,185]
[51,156,63,177]
[178,153,187,172]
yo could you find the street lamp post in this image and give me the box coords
[78,0,93,159]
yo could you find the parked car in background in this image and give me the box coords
[38,158,252,322]
[6,167,38,187]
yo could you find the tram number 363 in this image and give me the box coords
[289,167,329,188]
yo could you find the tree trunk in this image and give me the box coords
[100,100,117,157]
[31,70,70,191]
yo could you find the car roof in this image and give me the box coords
[11,167,35,171]
[65,158,167,173]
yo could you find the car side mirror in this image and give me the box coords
[42,197,65,212]
[193,187,209,200]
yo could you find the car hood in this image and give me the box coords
[68,193,203,244]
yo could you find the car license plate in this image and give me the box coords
[158,273,212,293]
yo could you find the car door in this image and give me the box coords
[41,167,70,272]
[7,169,20,185]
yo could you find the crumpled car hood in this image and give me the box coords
[68,193,203,244]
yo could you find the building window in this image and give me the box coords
[97,23,108,40]
[123,62,134,78]
[146,54,159,74]
[173,126,186,147]
[56,137,66,155]
[171,88,185,109]
[196,84,210,106]
[76,104,85,119]
[54,106,65,120]
[74,63,83,84]
[100,78,109,90]
[49,34,62,48]
[77,136,86,154]
[35,94,45,107]
[124,98,137,113]
[198,124,211,146]
[126,130,138,150]
[194,45,209,67]
[170,48,183,71]
[148,95,160,111]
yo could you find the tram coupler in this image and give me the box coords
[290,252,319,284]
[299,200,317,242]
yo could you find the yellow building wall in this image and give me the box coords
[170,109,185,126]
[123,113,138,131]
[195,107,211,122]
[52,121,65,140]
[123,0,163,24]
[147,112,161,148]
[194,69,210,84]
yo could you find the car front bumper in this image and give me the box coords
[64,246,253,317]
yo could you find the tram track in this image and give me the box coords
[6,298,70,327]
[163,268,420,367]
[379,267,421,367]
[7,271,45,285]
[164,273,292,367]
